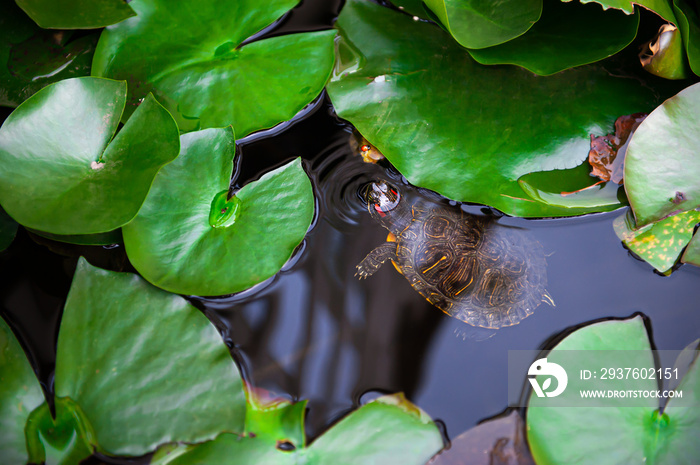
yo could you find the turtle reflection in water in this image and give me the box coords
[357,180,552,329]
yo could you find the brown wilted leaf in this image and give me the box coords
[589,113,647,184]
[427,410,534,465]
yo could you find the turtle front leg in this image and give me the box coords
[355,242,398,279]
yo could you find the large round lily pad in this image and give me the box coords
[527,316,700,464]
[0,77,180,235]
[152,393,443,465]
[327,0,662,217]
[15,0,136,29]
[625,82,700,226]
[422,0,542,49]
[54,258,247,456]
[0,317,45,465]
[123,128,315,296]
[92,0,336,136]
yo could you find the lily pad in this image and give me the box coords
[527,316,700,465]
[54,258,247,456]
[25,397,96,465]
[468,0,638,76]
[245,386,307,448]
[328,0,662,217]
[16,0,136,29]
[572,0,676,21]
[92,0,336,136]
[421,0,542,49]
[123,128,314,296]
[674,0,700,76]
[0,1,96,107]
[681,230,700,266]
[0,77,180,235]
[0,207,18,251]
[0,316,45,465]
[639,24,691,79]
[624,82,700,226]
[152,393,443,465]
[613,209,700,272]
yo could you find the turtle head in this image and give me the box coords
[362,180,405,230]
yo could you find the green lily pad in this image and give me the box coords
[152,393,443,465]
[0,207,18,251]
[16,0,136,29]
[527,316,700,464]
[0,317,45,465]
[92,0,336,136]
[674,0,700,76]
[639,23,691,80]
[25,397,96,465]
[0,77,180,235]
[245,386,307,448]
[624,82,700,226]
[613,209,700,273]
[54,258,247,456]
[123,128,314,296]
[518,162,627,210]
[422,0,542,49]
[468,0,638,76]
[681,230,700,266]
[328,0,662,217]
[572,0,676,21]
[0,1,96,107]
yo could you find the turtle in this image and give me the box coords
[356,180,552,329]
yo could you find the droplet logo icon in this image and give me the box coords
[528,358,568,398]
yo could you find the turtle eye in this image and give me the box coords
[361,144,371,152]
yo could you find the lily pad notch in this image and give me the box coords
[0,76,180,236]
[123,127,316,296]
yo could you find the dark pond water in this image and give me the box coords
[3,90,700,457]
[2,0,700,462]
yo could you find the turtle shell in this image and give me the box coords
[394,205,547,329]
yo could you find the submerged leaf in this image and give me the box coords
[613,209,700,272]
[589,112,647,184]
[0,2,96,107]
[123,128,314,296]
[92,0,336,136]
[54,259,246,456]
[0,77,180,235]
[0,207,18,251]
[15,0,136,29]
[427,411,534,465]
[328,0,663,217]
